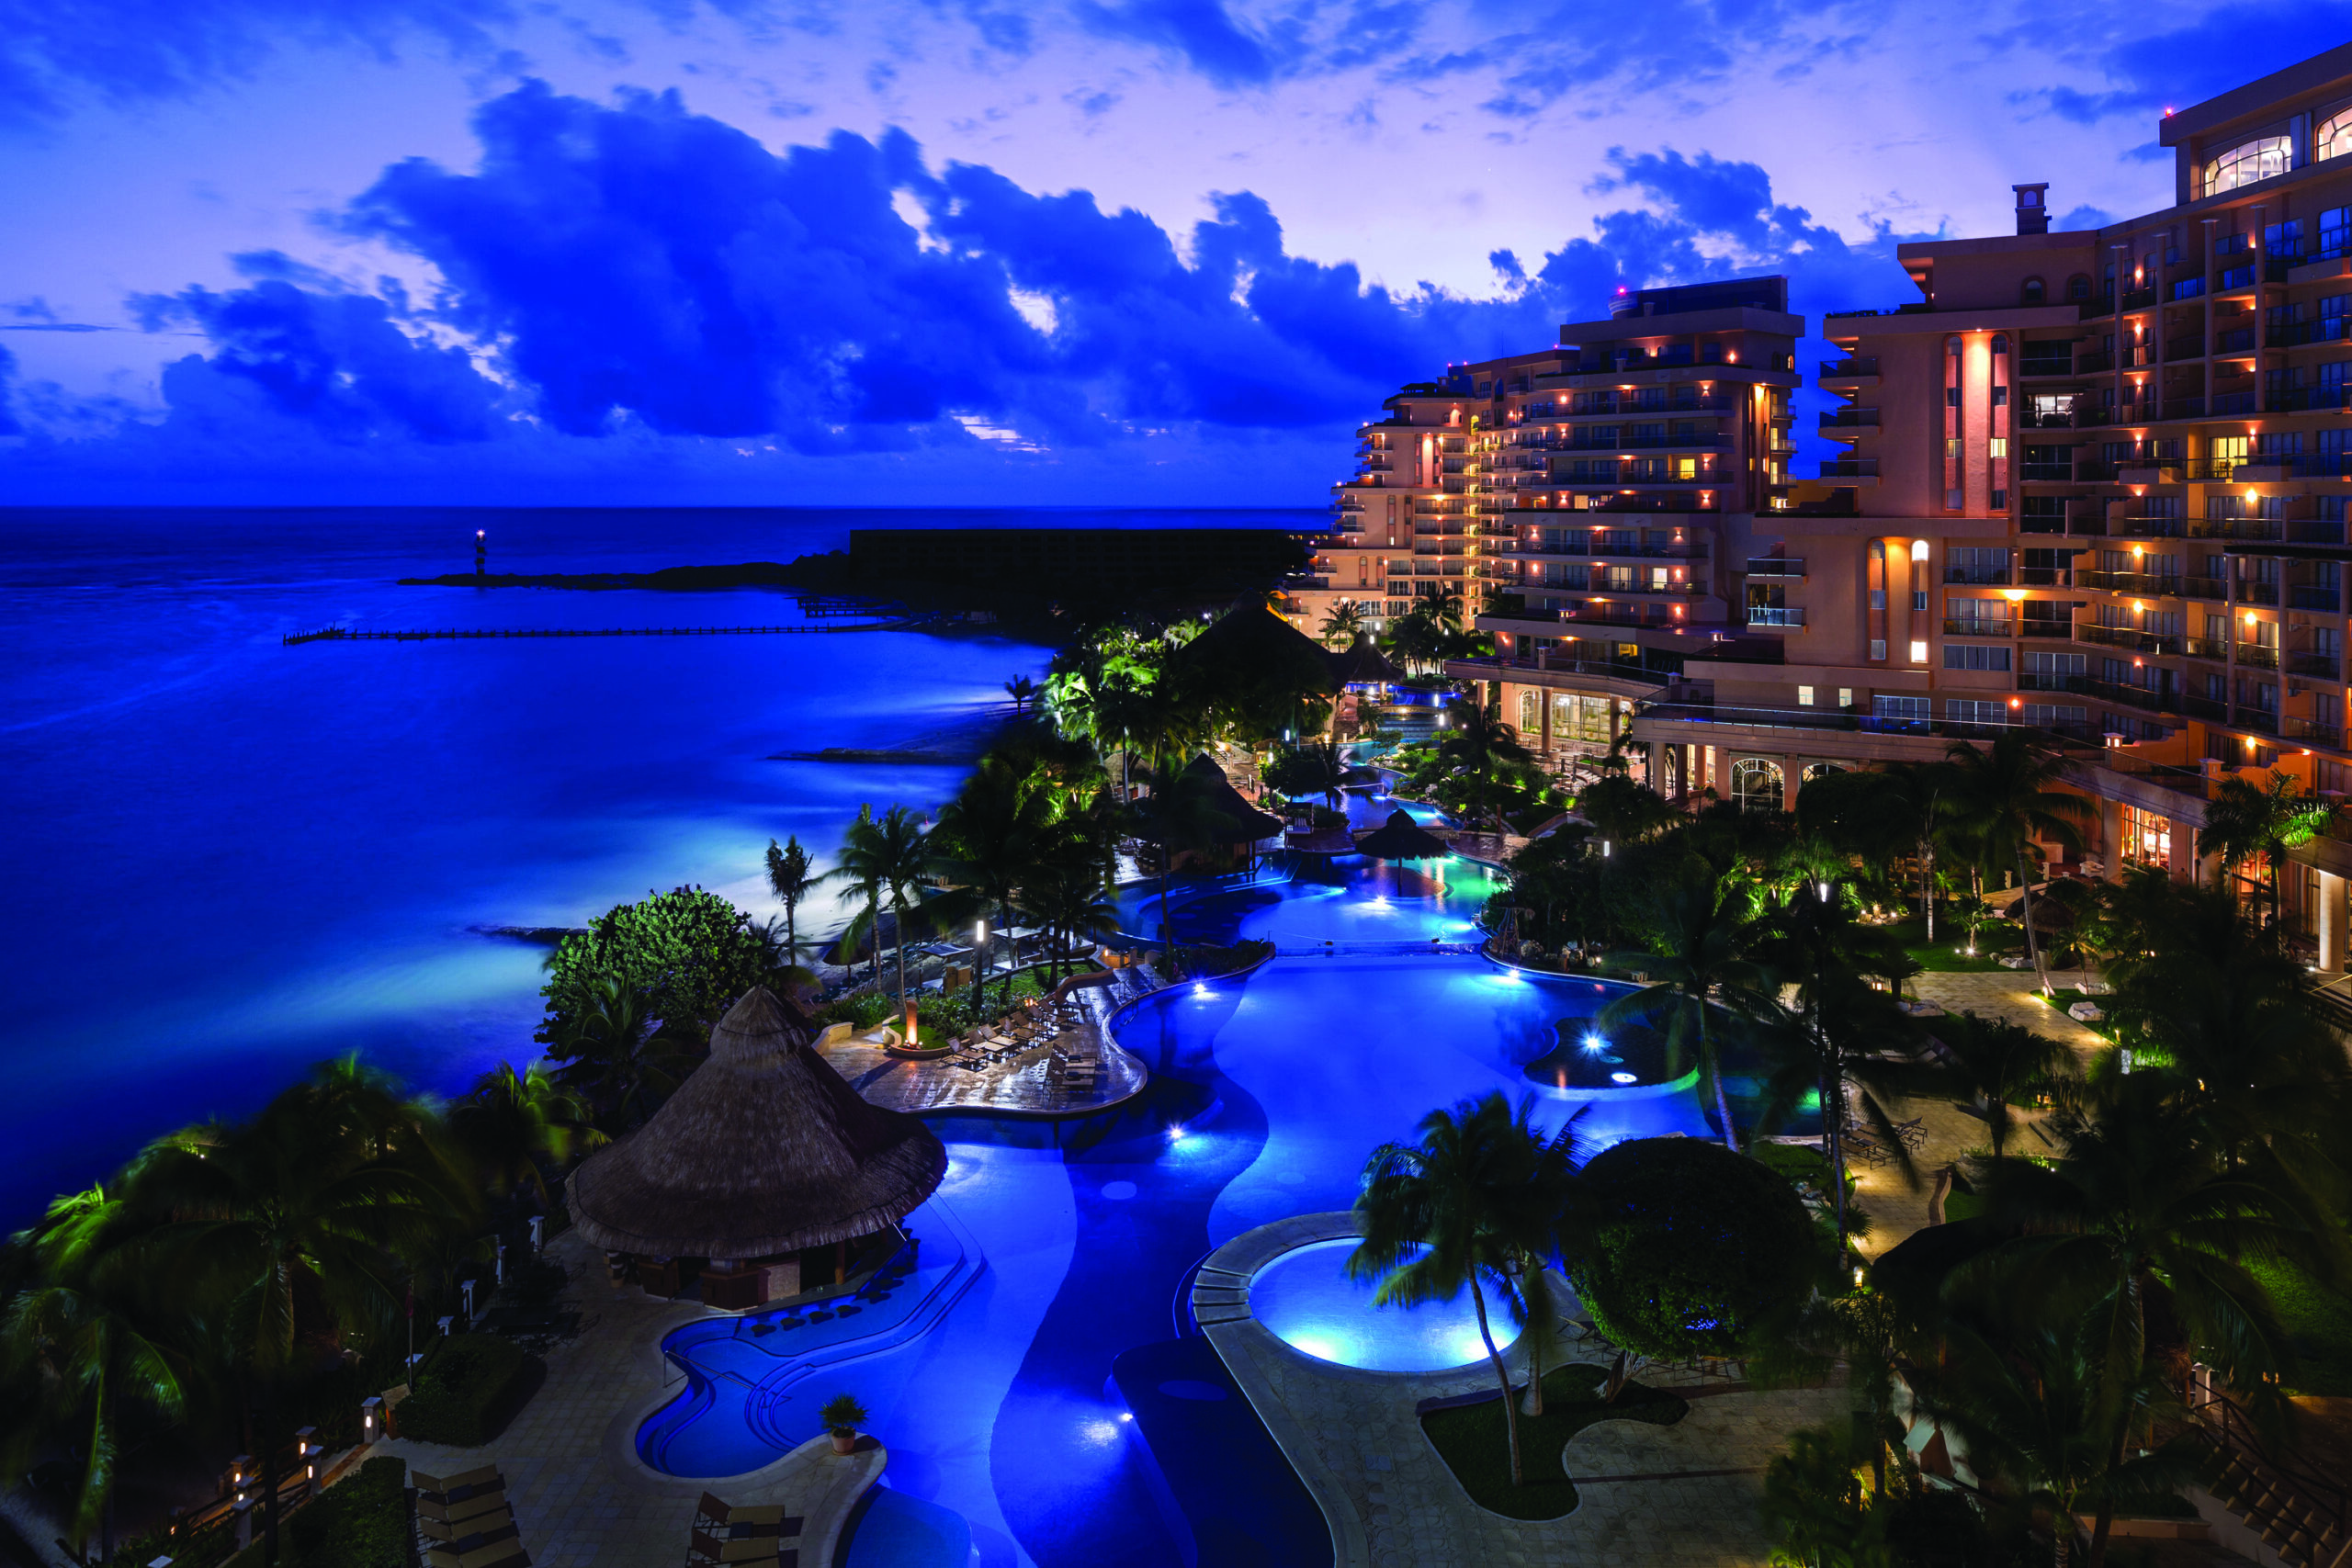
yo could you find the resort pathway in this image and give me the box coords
[1201,1213,1843,1568]
[370,1231,885,1568]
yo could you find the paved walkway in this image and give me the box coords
[816,984,1148,1119]
[371,1231,885,1567]
[1199,1213,1843,1568]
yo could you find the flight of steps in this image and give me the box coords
[2203,1446,2352,1568]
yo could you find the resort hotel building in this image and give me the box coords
[1320,42,2352,956]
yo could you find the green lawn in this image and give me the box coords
[1881,913,2030,974]
[2248,1258,2352,1396]
[1419,1363,1687,1520]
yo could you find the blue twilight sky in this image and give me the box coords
[1,1,2347,506]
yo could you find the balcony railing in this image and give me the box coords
[2186,636,2231,661]
[1631,699,2091,743]
[2267,317,2352,348]
[1819,458,1880,479]
[2238,707,2280,735]
[2214,328,2256,355]
[2288,717,2344,746]
[2019,355,2076,377]
[2075,350,2115,373]
[2019,671,2090,693]
[2076,570,2182,595]
[1945,566,2011,585]
[2238,644,2281,671]
[2291,651,2344,678]
[2018,566,2074,586]
[2021,619,2078,640]
[1745,558,1805,577]
[1747,606,1806,626]
[1944,617,2016,637]
[2293,586,2345,612]
[2021,462,2081,481]
[2169,334,2210,360]
[1819,357,1879,378]
[1819,409,1881,430]
[2236,581,2280,604]
[2077,622,2183,655]
[2190,518,2282,542]
[2293,520,2350,544]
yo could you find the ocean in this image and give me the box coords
[0,504,1316,1225]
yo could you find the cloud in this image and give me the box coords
[2010,3,2352,127]
[3,84,1926,499]
[1069,0,1288,86]
[0,345,20,435]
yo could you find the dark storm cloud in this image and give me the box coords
[11,84,1921,484]
[2007,2,2352,127]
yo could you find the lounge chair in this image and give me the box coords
[688,1529,796,1565]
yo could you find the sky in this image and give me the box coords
[2,1,2348,506]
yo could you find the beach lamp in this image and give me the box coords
[528,1215,544,1253]
[437,1314,455,1339]
[495,1242,506,1285]
[461,1279,477,1320]
[362,1396,383,1443]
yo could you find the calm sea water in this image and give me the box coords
[0,505,1316,1225]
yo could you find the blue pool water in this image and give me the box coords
[1250,1239,1492,1371]
[1167,853,1506,947]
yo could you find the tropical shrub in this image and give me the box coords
[284,1456,411,1568]
[538,886,772,1047]
[397,1334,535,1447]
[1567,1136,1820,1360]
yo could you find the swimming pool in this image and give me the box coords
[1158,853,1507,949]
[1248,1238,1492,1371]
[634,870,1737,1566]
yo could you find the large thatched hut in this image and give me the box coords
[568,986,947,1309]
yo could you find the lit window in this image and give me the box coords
[2321,112,2352,164]
[1838,687,1854,707]
[2205,135,2292,197]
[1797,685,1815,706]
[1988,437,2008,459]
[1909,639,1930,664]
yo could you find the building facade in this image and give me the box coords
[1611,44,2352,958]
[1297,277,1803,783]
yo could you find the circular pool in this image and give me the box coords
[1248,1238,1493,1371]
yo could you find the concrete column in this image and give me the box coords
[1649,740,1667,795]
[1537,684,1552,757]
[1782,757,1804,815]
[2167,818,2197,884]
[2320,870,2347,973]
[2101,797,2124,884]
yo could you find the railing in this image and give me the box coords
[1944,618,2016,637]
[1819,458,1879,478]
[2018,566,2073,586]
[2288,717,2345,745]
[2292,519,2350,544]
[1449,653,1669,686]
[2018,670,2088,693]
[2186,636,2231,661]
[2183,575,2232,600]
[2020,620,2078,640]
[1633,698,2094,743]
[1818,409,1880,429]
[2086,678,2178,714]
[2290,651,2344,678]
[2267,317,2352,347]
[2211,390,2260,415]
[2075,350,2114,373]
[2240,707,2280,734]
[1820,357,1879,378]
[1563,393,1736,415]
[2076,570,2182,595]
[1747,606,1806,626]
[2182,691,2230,720]
[2239,645,2281,671]
[2191,517,2282,542]
[2237,581,2280,605]
[2021,462,2080,480]
[2018,356,2076,377]
[1745,558,1805,577]
[2214,327,2256,354]
[2120,286,2159,310]
[2169,333,2211,359]
[1945,566,2011,585]
[2077,622,2182,655]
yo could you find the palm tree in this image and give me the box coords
[1020,840,1122,984]
[1942,732,2089,995]
[120,1066,475,1563]
[1129,761,1238,966]
[1350,1093,1570,1486]
[1928,1010,2078,1162]
[832,805,933,1007]
[1003,674,1038,716]
[1972,1073,2317,1428]
[2199,770,2335,930]
[1796,761,1955,939]
[1435,703,1537,835]
[0,1187,188,1562]
[1600,853,1778,1152]
[827,805,889,986]
[932,761,1056,1010]
[1909,1311,2195,1568]
[1317,599,1365,648]
[548,974,697,1130]
[763,835,818,963]
[450,1062,605,1208]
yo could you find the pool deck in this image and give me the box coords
[1198,1213,1842,1568]
[816,979,1152,1120]
[367,1230,887,1567]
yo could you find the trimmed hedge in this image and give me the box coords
[398,1334,535,1447]
[287,1456,412,1568]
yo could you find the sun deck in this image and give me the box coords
[815,987,1152,1120]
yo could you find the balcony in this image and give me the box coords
[1819,409,1880,430]
[2288,717,2345,746]
[2076,570,2183,595]
[2184,575,2231,601]
[2020,462,2081,481]
[2190,518,2282,543]
[2213,328,2256,355]
[2019,671,2091,693]
[2268,317,2352,348]
[2075,350,2115,374]
[2237,581,2280,605]
[2076,622,2182,656]
[2019,355,2077,378]
[2168,334,2209,360]
[2293,520,2350,544]
[2238,707,2280,735]
[2111,514,2185,538]
[1944,617,2016,637]
[2238,644,2281,671]
[1745,558,1805,578]
[2291,651,2344,678]
[1819,458,1880,479]
[2021,619,2077,640]
[2292,585,2343,612]
[2186,636,2231,661]
[2086,678,2179,715]
[1945,565,2011,586]
[1747,606,1806,627]
[2018,566,2075,586]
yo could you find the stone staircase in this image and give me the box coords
[2191,1386,2352,1568]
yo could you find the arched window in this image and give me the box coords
[2067,274,2092,301]
[1802,761,1850,784]
[1992,334,2010,355]
[2022,275,2045,304]
[2321,110,2352,164]
[1519,690,1539,735]
[1730,758,1784,813]
[2204,134,2292,196]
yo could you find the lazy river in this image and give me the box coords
[637,848,1734,1567]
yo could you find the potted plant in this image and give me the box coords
[820,1393,868,1455]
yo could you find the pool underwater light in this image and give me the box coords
[1610,1071,1638,1085]
[1581,1032,1606,1054]
[1168,1123,1188,1142]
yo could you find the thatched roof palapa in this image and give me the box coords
[1357,807,1451,862]
[568,987,946,1259]
[1165,604,1340,696]
[1182,751,1287,840]
[1325,633,1405,687]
